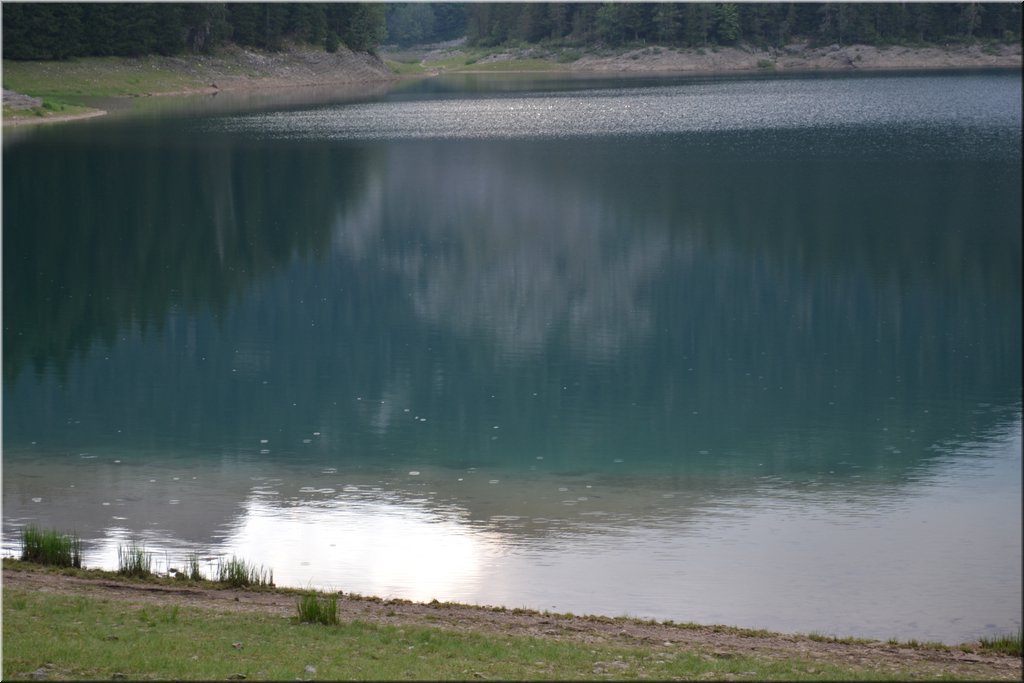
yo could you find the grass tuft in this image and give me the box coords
[216,555,273,588]
[117,542,152,578]
[186,552,203,581]
[19,526,82,568]
[296,592,339,625]
[979,630,1022,657]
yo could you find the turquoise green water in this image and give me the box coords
[3,71,1020,643]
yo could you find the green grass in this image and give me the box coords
[404,47,564,74]
[3,587,923,681]
[419,52,475,71]
[19,526,82,568]
[185,552,204,581]
[216,556,273,588]
[979,631,1023,657]
[458,58,560,72]
[807,632,875,645]
[557,48,584,63]
[116,543,152,578]
[890,638,950,651]
[3,98,97,120]
[385,58,427,75]
[296,592,339,625]
[3,55,200,100]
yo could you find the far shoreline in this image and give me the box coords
[3,40,1020,127]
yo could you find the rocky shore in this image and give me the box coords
[561,41,1019,73]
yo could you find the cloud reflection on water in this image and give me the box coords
[3,415,1019,644]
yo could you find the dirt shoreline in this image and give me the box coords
[3,41,1020,127]
[3,565,1020,680]
[2,109,107,127]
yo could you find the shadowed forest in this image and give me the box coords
[3,2,1021,60]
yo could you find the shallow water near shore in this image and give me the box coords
[3,70,1021,644]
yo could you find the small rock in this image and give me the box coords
[232,642,244,650]
[2,89,43,110]
[304,665,317,674]
[227,674,246,681]
[28,663,56,679]
[609,660,629,671]
[111,674,128,680]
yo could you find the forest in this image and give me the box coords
[2,2,1021,61]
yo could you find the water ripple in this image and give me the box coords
[210,74,1021,151]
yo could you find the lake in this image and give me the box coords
[3,70,1021,644]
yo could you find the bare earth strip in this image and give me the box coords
[2,109,107,127]
[3,567,1019,680]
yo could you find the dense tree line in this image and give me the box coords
[464,3,1021,48]
[1,3,387,60]
[3,3,1020,61]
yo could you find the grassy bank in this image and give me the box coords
[3,560,1021,681]
[3,586,834,681]
[0,585,949,681]
[3,43,392,126]
[2,55,199,124]
[3,55,201,100]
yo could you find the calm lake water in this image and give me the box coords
[3,70,1021,644]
